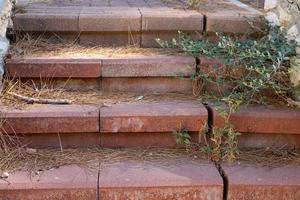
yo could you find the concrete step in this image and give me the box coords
[12,0,264,47]
[209,105,300,149]
[1,96,300,149]
[1,100,207,148]
[0,158,224,200]
[0,152,299,200]
[5,55,196,93]
[222,162,300,200]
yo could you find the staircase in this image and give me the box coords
[0,0,300,200]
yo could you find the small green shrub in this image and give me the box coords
[160,25,297,161]
[172,126,191,146]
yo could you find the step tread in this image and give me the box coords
[0,158,223,200]
[1,159,221,189]
[6,55,195,78]
[13,0,262,34]
[1,97,205,134]
[210,105,300,134]
[223,162,300,199]
[101,101,207,133]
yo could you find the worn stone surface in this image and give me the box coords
[102,56,195,77]
[211,105,300,134]
[13,11,80,32]
[100,132,202,148]
[79,7,141,32]
[102,77,193,93]
[223,163,300,200]
[140,8,203,31]
[6,58,102,78]
[238,132,300,149]
[0,160,223,200]
[100,101,207,133]
[79,32,141,46]
[1,105,99,134]
[205,11,264,34]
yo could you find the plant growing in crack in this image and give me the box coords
[172,125,191,146]
[159,24,297,162]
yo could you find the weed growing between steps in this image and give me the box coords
[158,25,298,162]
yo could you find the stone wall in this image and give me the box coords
[0,0,13,91]
[265,0,300,100]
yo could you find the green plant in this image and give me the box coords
[172,125,191,146]
[186,0,201,9]
[160,25,297,162]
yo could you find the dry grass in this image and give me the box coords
[0,146,206,176]
[9,34,179,58]
[0,78,196,109]
[237,148,300,167]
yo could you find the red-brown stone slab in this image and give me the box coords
[238,132,300,149]
[100,132,202,148]
[140,8,203,31]
[79,7,141,32]
[210,105,300,135]
[101,56,196,77]
[0,159,223,200]
[102,77,193,93]
[205,11,264,34]
[1,105,99,134]
[13,11,80,32]
[6,58,101,78]
[223,163,300,200]
[100,101,207,133]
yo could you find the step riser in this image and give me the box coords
[0,160,223,200]
[12,1,263,47]
[17,77,193,93]
[15,132,202,149]
[0,187,222,200]
[2,104,300,149]
[6,56,196,93]
[14,132,300,149]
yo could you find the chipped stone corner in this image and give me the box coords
[0,0,14,91]
[265,0,300,101]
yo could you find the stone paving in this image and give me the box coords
[17,0,185,8]
[13,0,264,47]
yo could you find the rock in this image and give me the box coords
[295,36,300,46]
[278,5,292,26]
[287,25,299,41]
[0,37,9,91]
[0,0,13,37]
[265,12,280,26]
[0,171,9,179]
[289,56,300,87]
[264,0,277,11]
[25,147,37,154]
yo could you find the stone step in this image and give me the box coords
[209,105,300,149]
[0,158,223,200]
[0,153,299,200]
[5,55,196,93]
[222,162,300,200]
[12,0,264,47]
[1,100,207,148]
[1,98,300,148]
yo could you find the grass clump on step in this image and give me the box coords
[158,25,298,162]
